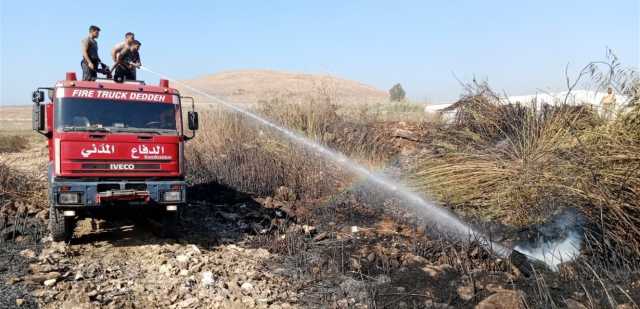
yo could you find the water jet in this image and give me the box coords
[139,66,584,270]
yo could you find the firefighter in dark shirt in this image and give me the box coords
[113,40,142,82]
[81,25,103,81]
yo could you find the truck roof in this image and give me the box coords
[54,72,179,96]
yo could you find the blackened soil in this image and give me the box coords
[0,214,45,309]
[0,241,42,308]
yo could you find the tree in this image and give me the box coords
[389,83,406,102]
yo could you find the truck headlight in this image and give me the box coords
[59,192,80,204]
[163,191,181,202]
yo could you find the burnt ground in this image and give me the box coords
[0,243,39,309]
[2,178,640,308]
[1,135,639,308]
[0,214,46,309]
[2,183,304,309]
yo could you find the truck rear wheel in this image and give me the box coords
[49,206,76,242]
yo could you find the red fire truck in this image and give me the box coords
[31,72,198,241]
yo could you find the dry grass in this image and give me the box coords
[187,109,345,198]
[412,81,640,262]
[569,107,640,262]
[0,161,45,208]
[340,101,434,123]
[413,86,597,221]
[186,97,398,199]
[182,64,639,306]
[0,135,29,153]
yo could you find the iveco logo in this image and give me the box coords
[110,163,135,170]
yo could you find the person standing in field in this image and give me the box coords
[80,25,103,81]
[600,87,617,120]
[111,32,135,63]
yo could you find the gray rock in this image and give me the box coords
[176,254,189,264]
[19,249,36,259]
[475,290,525,309]
[43,278,57,287]
[73,270,84,281]
[457,285,475,301]
[313,232,329,242]
[241,282,254,293]
[302,225,316,235]
[201,271,215,287]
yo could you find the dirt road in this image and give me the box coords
[27,204,302,309]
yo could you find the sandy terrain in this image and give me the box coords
[0,106,32,132]
[180,69,388,106]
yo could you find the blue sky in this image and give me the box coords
[1,0,638,105]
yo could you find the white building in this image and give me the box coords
[425,90,633,122]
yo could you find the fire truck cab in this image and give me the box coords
[32,72,198,241]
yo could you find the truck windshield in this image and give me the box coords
[56,98,179,134]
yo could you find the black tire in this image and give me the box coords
[161,210,178,238]
[49,206,75,242]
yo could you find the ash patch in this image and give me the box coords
[0,212,45,309]
[0,243,41,308]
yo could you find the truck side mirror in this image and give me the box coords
[188,111,199,131]
[33,103,45,131]
[32,90,45,103]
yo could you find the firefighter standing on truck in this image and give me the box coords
[113,40,142,82]
[111,32,135,63]
[81,25,108,81]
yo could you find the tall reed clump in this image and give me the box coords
[412,80,640,261]
[567,105,640,263]
[413,84,591,221]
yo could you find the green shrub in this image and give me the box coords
[389,83,406,102]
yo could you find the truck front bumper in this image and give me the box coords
[50,179,186,208]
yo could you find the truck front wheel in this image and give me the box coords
[161,210,178,238]
[49,206,76,242]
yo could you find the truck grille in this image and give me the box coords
[80,163,161,170]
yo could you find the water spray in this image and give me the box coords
[511,208,584,272]
[139,65,581,269]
